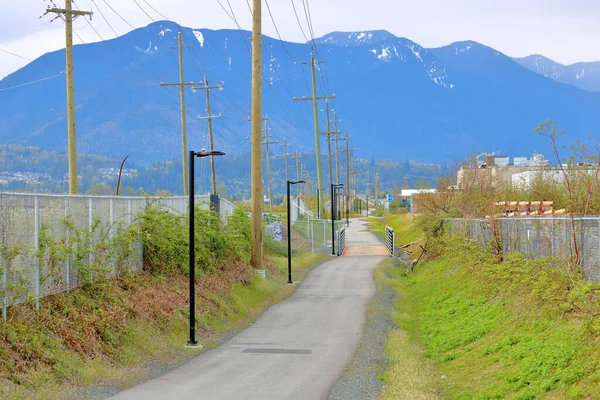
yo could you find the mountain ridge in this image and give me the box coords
[1,21,599,168]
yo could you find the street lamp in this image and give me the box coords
[287,180,306,284]
[331,183,344,255]
[188,149,225,347]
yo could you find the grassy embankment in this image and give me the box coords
[0,203,326,399]
[368,214,423,246]
[379,219,600,399]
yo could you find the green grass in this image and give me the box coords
[1,252,327,399]
[377,260,443,400]
[382,236,600,399]
[368,214,423,246]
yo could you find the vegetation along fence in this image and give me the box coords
[290,198,345,254]
[0,192,235,319]
[446,217,600,282]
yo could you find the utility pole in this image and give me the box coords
[195,76,224,194]
[250,0,263,269]
[294,52,335,219]
[375,171,380,210]
[262,121,278,212]
[161,31,202,196]
[44,1,92,194]
[276,139,292,206]
[320,99,340,215]
[338,134,355,225]
[293,152,301,196]
[333,110,341,185]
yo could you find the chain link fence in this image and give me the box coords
[446,217,600,282]
[0,192,235,319]
[289,198,345,254]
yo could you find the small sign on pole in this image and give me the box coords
[387,194,393,203]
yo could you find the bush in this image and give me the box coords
[139,200,252,276]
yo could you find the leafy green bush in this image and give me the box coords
[139,200,256,276]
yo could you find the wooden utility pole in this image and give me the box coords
[320,99,340,208]
[44,1,92,194]
[345,131,350,221]
[338,132,354,223]
[195,76,223,194]
[161,31,203,196]
[294,52,335,219]
[294,152,301,196]
[276,139,291,206]
[250,0,263,269]
[262,122,278,212]
[333,110,341,185]
[375,171,380,209]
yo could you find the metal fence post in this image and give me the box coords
[109,197,116,276]
[65,196,70,293]
[551,218,555,259]
[310,218,314,254]
[128,198,133,225]
[89,197,94,279]
[34,195,40,310]
[1,195,7,320]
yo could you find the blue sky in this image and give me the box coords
[1,0,599,78]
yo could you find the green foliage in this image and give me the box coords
[263,231,287,257]
[368,214,423,246]
[139,200,257,275]
[386,232,600,399]
[226,208,252,264]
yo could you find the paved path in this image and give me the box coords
[343,218,390,256]
[111,219,385,400]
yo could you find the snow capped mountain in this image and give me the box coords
[318,31,454,88]
[315,30,398,46]
[514,55,600,92]
[1,21,600,166]
[514,55,565,80]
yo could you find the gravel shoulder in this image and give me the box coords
[328,260,396,400]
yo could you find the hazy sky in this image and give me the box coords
[1,0,600,79]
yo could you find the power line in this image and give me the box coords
[100,0,136,30]
[132,0,155,22]
[290,0,309,43]
[90,0,119,36]
[264,0,297,63]
[142,0,170,20]
[0,72,64,92]
[0,48,32,61]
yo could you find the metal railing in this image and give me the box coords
[337,227,346,256]
[385,226,395,257]
[446,217,600,282]
[0,192,235,319]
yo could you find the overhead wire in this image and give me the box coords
[0,72,64,92]
[142,0,170,20]
[290,0,309,43]
[0,48,32,61]
[100,0,136,30]
[132,0,155,22]
[264,0,297,63]
[89,0,119,36]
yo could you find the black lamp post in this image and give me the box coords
[287,180,305,284]
[188,149,225,346]
[330,183,344,255]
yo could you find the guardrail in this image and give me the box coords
[385,226,395,257]
[337,227,346,256]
